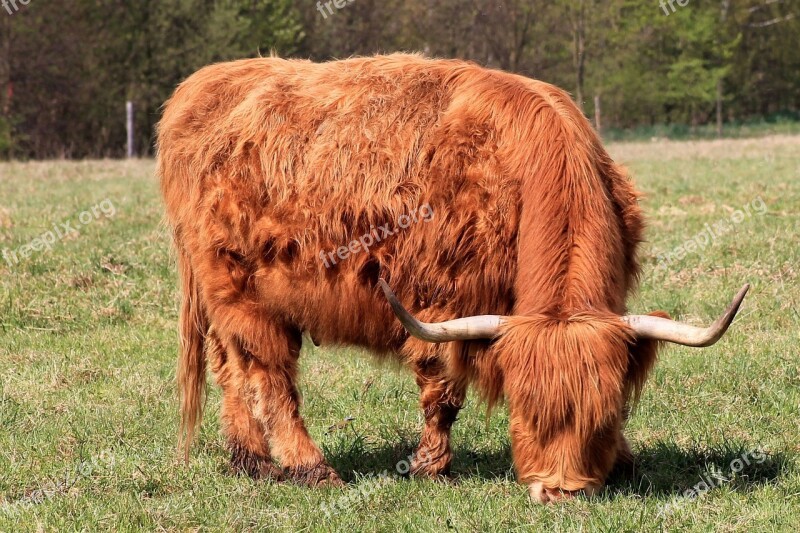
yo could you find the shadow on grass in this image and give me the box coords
[323,433,513,483]
[607,441,789,499]
[326,434,788,498]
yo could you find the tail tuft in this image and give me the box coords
[176,248,208,464]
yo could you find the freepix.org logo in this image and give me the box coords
[1,199,117,268]
[319,204,434,269]
[316,0,355,20]
[2,0,32,16]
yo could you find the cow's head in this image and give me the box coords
[378,279,749,503]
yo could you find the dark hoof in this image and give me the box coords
[410,450,452,480]
[230,444,285,482]
[252,461,286,482]
[608,439,636,482]
[285,461,344,488]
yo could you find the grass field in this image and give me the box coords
[603,115,800,143]
[0,135,798,532]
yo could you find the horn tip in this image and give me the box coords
[377,277,391,294]
[377,278,403,312]
[735,283,750,304]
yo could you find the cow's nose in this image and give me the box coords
[529,481,600,504]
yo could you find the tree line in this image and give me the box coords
[0,0,797,159]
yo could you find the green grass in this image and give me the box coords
[0,136,798,531]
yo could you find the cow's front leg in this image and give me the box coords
[610,432,635,478]
[410,356,467,477]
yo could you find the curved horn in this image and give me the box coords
[622,284,750,347]
[378,279,504,342]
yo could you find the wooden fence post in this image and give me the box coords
[594,94,602,134]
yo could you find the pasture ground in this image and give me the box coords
[0,135,798,531]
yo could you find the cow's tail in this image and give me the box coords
[176,246,208,464]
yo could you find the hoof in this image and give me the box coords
[230,445,285,482]
[285,461,344,488]
[410,449,451,479]
[611,436,636,479]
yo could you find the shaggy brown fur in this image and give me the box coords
[157,53,662,496]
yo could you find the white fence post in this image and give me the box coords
[126,101,135,158]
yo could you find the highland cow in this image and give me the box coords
[157,54,748,502]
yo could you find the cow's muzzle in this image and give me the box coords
[529,481,601,504]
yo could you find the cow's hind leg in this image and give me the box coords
[206,328,283,481]
[410,356,467,477]
[215,320,342,487]
[191,234,340,486]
